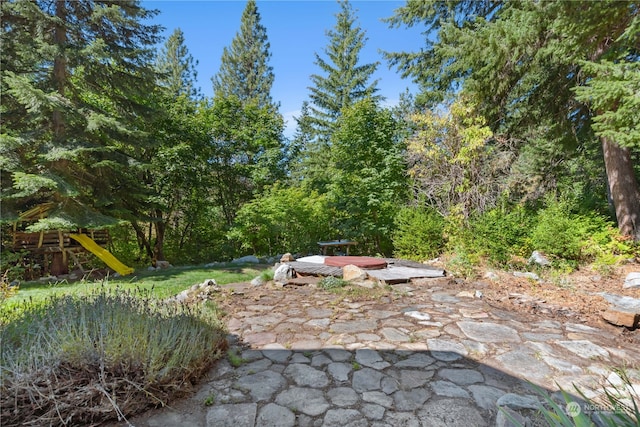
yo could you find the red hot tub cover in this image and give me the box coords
[324,256,387,269]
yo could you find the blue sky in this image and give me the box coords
[144,1,426,137]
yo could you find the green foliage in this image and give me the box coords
[1,0,161,226]
[318,276,349,290]
[307,0,381,139]
[329,98,407,255]
[510,372,640,427]
[157,28,201,99]
[227,349,246,368]
[228,185,332,255]
[2,264,267,312]
[530,198,615,263]
[259,269,275,282]
[446,245,478,279]
[386,0,640,240]
[0,288,227,425]
[392,205,445,261]
[459,204,536,266]
[0,250,29,286]
[204,95,285,226]
[406,98,505,219]
[212,0,275,109]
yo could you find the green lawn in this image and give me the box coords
[3,263,270,308]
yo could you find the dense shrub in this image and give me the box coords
[530,197,620,263]
[392,205,445,261]
[0,289,227,426]
[460,204,536,266]
[228,185,333,255]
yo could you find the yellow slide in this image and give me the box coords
[69,233,134,276]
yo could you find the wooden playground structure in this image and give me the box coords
[10,203,133,277]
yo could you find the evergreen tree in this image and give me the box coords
[307,0,381,140]
[386,0,640,240]
[211,0,274,109]
[1,0,161,227]
[1,0,161,273]
[156,28,201,99]
[288,101,332,190]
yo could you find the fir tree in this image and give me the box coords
[307,0,381,140]
[1,0,161,228]
[156,28,201,99]
[211,0,275,109]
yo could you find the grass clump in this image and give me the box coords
[318,276,349,290]
[502,372,640,427]
[0,287,227,426]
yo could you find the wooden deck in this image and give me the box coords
[367,266,445,284]
[287,261,343,278]
[286,257,445,284]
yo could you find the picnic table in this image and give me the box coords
[317,240,358,255]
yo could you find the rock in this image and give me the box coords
[156,260,171,269]
[483,271,499,281]
[624,272,640,289]
[147,266,157,271]
[599,292,640,328]
[496,407,530,427]
[204,262,221,267]
[343,264,367,281]
[513,271,541,281]
[280,253,295,262]
[599,293,640,310]
[166,279,220,304]
[202,279,218,287]
[528,250,551,267]
[251,276,266,286]
[496,393,541,410]
[231,255,260,264]
[456,290,475,298]
[475,290,484,298]
[274,264,294,284]
[602,307,639,328]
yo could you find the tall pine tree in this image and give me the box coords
[156,28,200,99]
[1,0,161,225]
[307,0,381,140]
[211,0,274,109]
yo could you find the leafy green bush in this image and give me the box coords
[463,204,535,266]
[1,288,227,425]
[228,185,333,255]
[392,205,445,261]
[530,197,619,264]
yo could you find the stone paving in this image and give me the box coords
[123,279,640,427]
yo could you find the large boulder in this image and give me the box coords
[280,253,295,262]
[343,264,367,281]
[274,264,294,284]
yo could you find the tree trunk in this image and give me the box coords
[53,0,67,137]
[131,221,154,261]
[602,137,640,241]
[50,252,68,276]
[153,210,166,261]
